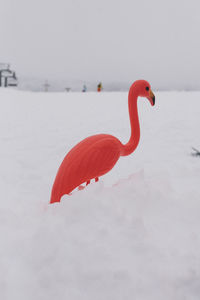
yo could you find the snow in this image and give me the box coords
[0,88,200,299]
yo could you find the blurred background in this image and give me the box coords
[1,0,200,91]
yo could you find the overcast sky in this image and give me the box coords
[1,0,200,89]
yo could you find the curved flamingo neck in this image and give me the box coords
[120,90,140,156]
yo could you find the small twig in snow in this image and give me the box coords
[191,147,200,156]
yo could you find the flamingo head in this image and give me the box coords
[130,80,155,106]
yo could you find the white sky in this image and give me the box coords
[1,0,200,89]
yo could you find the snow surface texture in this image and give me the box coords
[0,89,200,300]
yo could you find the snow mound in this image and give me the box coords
[0,89,200,299]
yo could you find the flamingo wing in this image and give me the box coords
[50,134,121,203]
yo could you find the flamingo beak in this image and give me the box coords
[147,89,155,106]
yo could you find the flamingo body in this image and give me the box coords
[50,80,155,204]
[50,134,122,203]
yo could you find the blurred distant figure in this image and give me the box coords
[43,80,50,92]
[82,84,87,92]
[97,82,102,92]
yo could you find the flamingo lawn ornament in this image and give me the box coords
[50,80,155,203]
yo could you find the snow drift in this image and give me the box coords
[0,89,200,300]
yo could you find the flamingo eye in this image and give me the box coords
[145,87,149,91]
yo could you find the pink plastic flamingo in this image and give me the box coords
[50,80,155,203]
